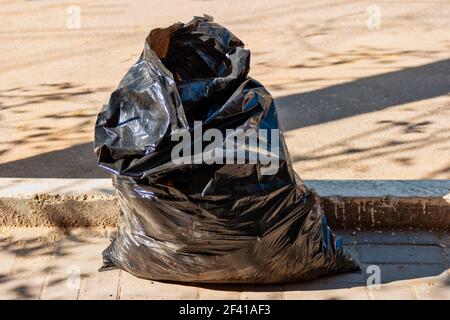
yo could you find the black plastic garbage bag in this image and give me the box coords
[94,16,359,283]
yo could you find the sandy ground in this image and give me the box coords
[0,0,449,179]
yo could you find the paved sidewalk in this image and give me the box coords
[0,228,448,300]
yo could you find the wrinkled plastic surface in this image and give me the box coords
[94,16,359,283]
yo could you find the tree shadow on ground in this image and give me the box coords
[0,59,449,178]
[275,58,450,131]
[0,234,89,299]
[0,142,108,178]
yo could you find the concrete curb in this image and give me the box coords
[0,178,449,230]
[306,180,450,231]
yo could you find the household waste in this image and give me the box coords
[94,16,359,283]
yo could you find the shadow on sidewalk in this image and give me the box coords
[0,59,449,178]
[276,58,450,131]
[0,143,108,178]
[0,231,448,298]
